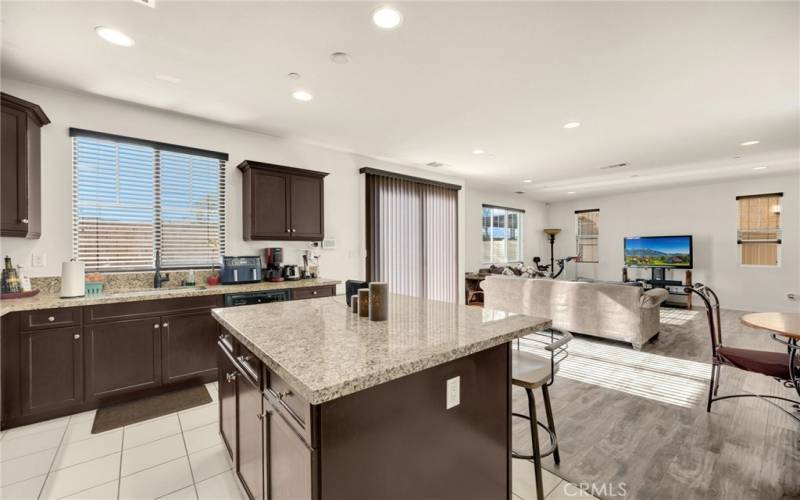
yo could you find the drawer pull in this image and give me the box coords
[225,372,238,383]
[276,390,292,400]
[256,409,272,420]
[238,355,252,363]
[154,324,160,329]
[286,229,291,233]
[312,291,318,295]
[73,334,80,340]
[21,218,29,224]
[292,229,296,233]
[48,316,55,322]
[163,322,169,328]
[218,334,225,341]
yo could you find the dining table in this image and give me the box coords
[741,312,800,401]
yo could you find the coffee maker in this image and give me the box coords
[264,248,284,282]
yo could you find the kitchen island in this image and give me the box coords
[212,294,551,500]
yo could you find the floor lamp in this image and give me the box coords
[543,228,561,274]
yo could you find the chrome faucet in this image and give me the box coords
[154,250,170,288]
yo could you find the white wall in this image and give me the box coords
[464,187,548,272]
[0,79,466,299]
[546,173,800,312]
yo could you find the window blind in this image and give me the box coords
[737,193,782,266]
[575,209,599,263]
[72,132,226,271]
[481,205,523,264]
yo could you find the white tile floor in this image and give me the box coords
[1,382,597,500]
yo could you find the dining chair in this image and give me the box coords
[512,328,573,500]
[686,283,799,423]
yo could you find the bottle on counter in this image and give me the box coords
[1,256,22,294]
[186,269,196,287]
[17,264,31,292]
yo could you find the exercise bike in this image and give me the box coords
[532,255,578,279]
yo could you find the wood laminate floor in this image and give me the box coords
[512,307,800,500]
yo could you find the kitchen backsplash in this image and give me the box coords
[31,269,220,295]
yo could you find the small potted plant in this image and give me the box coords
[206,269,220,286]
[85,272,105,296]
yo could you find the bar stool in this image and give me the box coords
[512,329,572,500]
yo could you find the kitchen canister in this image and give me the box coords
[368,282,388,321]
[357,289,370,317]
[351,295,359,314]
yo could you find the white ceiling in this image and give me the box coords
[2,1,798,201]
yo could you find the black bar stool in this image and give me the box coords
[512,328,572,500]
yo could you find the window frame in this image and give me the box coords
[736,193,782,268]
[481,204,524,264]
[575,208,600,263]
[70,129,228,273]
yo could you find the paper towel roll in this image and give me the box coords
[60,260,86,298]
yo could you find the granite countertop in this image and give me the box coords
[0,278,340,316]
[212,294,551,405]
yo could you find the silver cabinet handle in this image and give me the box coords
[218,334,225,341]
[163,322,169,328]
[225,372,238,383]
[73,334,80,340]
[154,324,160,329]
[21,218,29,224]
[275,390,292,399]
[286,229,291,233]
[312,291,318,295]
[292,229,296,233]
[48,316,55,322]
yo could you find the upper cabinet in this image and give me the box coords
[1,93,50,239]
[238,161,327,241]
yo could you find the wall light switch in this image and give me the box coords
[446,376,460,409]
[31,253,46,267]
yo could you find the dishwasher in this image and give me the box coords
[223,289,290,307]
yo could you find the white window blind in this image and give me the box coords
[737,193,782,266]
[72,130,226,272]
[481,205,523,264]
[575,209,599,263]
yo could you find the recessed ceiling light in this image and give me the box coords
[155,74,181,84]
[292,90,313,102]
[287,72,301,80]
[472,149,485,155]
[373,7,403,29]
[740,140,760,146]
[522,179,532,183]
[563,122,581,129]
[330,52,350,64]
[514,191,525,195]
[567,191,576,194]
[753,166,768,170]
[94,26,135,47]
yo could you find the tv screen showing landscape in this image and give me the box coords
[624,235,693,268]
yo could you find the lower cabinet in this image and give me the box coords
[162,311,219,384]
[84,318,162,400]
[237,371,265,500]
[218,347,239,461]
[269,409,313,500]
[20,327,83,415]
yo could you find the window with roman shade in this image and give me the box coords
[71,129,227,271]
[363,168,460,303]
[737,193,782,266]
[481,205,524,264]
[575,209,599,263]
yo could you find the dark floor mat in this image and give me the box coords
[92,384,213,434]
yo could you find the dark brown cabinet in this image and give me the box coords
[269,410,312,500]
[20,327,83,416]
[238,161,327,241]
[84,318,162,400]
[161,310,219,385]
[218,347,239,461]
[237,370,265,500]
[1,93,49,238]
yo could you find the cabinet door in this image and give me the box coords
[237,373,264,500]
[269,411,312,500]
[161,311,218,385]
[250,169,289,240]
[1,105,28,236]
[289,175,324,240]
[218,346,238,462]
[20,327,83,415]
[84,318,162,400]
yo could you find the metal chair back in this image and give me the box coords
[515,328,573,387]
[686,283,722,351]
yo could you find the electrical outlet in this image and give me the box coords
[31,253,46,267]
[446,376,460,409]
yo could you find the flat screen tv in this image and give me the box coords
[624,235,693,269]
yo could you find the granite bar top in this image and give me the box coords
[0,278,340,316]
[212,294,551,405]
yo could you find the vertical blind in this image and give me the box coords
[72,130,227,271]
[575,209,599,263]
[737,193,782,266]
[481,205,523,263]
[365,170,459,303]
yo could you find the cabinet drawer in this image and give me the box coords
[235,343,261,386]
[218,329,235,355]
[266,367,311,445]
[291,286,334,301]
[21,307,81,331]
[86,295,223,323]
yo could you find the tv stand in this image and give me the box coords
[625,268,693,310]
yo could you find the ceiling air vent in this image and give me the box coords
[132,0,155,7]
[600,162,629,170]
[426,162,445,168]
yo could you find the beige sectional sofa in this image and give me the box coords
[480,275,669,350]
